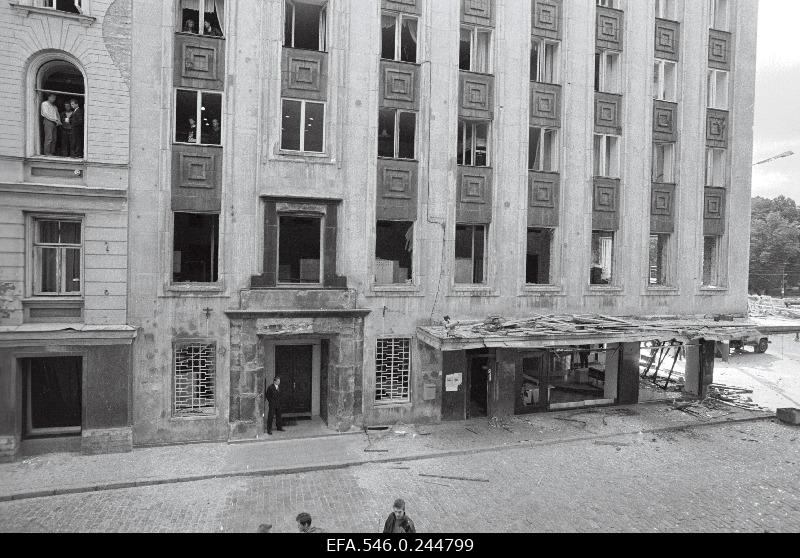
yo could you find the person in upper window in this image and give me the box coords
[187,118,197,143]
[59,101,73,157]
[40,94,61,156]
[203,20,222,37]
[183,19,197,33]
[206,118,221,145]
[68,99,84,159]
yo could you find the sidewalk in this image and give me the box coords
[0,401,775,502]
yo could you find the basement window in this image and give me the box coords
[707,69,729,110]
[173,213,219,283]
[284,0,327,51]
[39,0,81,14]
[281,99,324,153]
[455,224,487,285]
[706,148,726,187]
[378,109,416,160]
[653,59,677,102]
[593,134,620,178]
[278,215,322,284]
[457,120,489,167]
[175,89,223,145]
[459,26,492,74]
[173,342,216,416]
[375,338,411,404]
[590,231,614,285]
[179,0,224,36]
[530,39,559,84]
[594,50,620,94]
[375,221,414,285]
[649,234,670,286]
[526,228,553,285]
[529,127,558,172]
[702,235,721,287]
[381,12,418,63]
[652,142,675,183]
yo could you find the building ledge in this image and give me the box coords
[0,324,137,347]
[9,2,96,25]
[225,309,371,319]
[0,181,127,199]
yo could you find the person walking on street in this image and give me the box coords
[296,512,325,533]
[265,376,284,435]
[383,499,416,533]
[40,94,61,155]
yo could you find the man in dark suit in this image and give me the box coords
[68,99,84,158]
[265,376,284,435]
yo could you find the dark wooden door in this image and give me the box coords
[467,356,489,419]
[275,345,313,414]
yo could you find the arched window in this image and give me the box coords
[36,60,85,158]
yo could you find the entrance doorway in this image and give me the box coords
[274,345,313,416]
[24,356,82,437]
[467,356,490,419]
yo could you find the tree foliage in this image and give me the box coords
[750,196,800,294]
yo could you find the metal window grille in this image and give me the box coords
[174,343,216,415]
[375,338,411,403]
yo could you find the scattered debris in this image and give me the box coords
[554,416,588,428]
[419,473,489,483]
[420,480,451,487]
[364,449,389,453]
[465,427,479,435]
[593,440,630,447]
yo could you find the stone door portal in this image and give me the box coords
[275,345,313,415]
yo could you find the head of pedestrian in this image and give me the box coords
[47,93,56,104]
[392,498,406,519]
[273,376,281,386]
[296,512,312,532]
[257,523,272,533]
[69,98,79,110]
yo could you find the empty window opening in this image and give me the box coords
[455,224,487,285]
[33,218,81,296]
[285,1,327,51]
[649,234,669,286]
[706,148,726,187]
[37,60,85,158]
[174,343,216,416]
[24,356,82,437]
[179,0,224,36]
[526,228,553,285]
[652,142,675,183]
[709,0,729,31]
[653,59,677,102]
[529,127,558,172]
[41,0,81,14]
[707,69,729,110]
[378,109,416,159]
[281,99,324,153]
[593,134,620,178]
[175,89,223,145]
[381,12,417,63]
[656,0,676,20]
[702,235,721,287]
[375,221,414,285]
[375,338,411,404]
[457,120,489,167]
[173,213,219,283]
[591,231,614,285]
[278,215,322,284]
[594,50,620,94]
[459,26,492,74]
[530,39,559,83]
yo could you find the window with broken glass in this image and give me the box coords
[173,213,219,284]
[381,12,418,63]
[375,221,414,285]
[526,228,553,285]
[652,142,675,183]
[455,224,487,285]
[375,338,411,404]
[173,342,216,416]
[529,127,558,173]
[530,39,559,84]
[378,109,416,160]
[457,120,489,167]
[284,0,327,51]
[590,231,614,285]
[459,26,492,74]
[649,233,670,286]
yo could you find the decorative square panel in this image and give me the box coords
[533,0,562,40]
[174,35,225,90]
[531,179,554,208]
[593,184,617,212]
[528,172,560,227]
[383,169,413,199]
[461,175,487,203]
[592,178,619,231]
[653,100,678,141]
[650,183,675,234]
[459,73,494,119]
[706,109,729,148]
[377,159,418,221]
[179,154,215,189]
[381,62,418,109]
[596,7,623,51]
[708,30,731,70]
[530,83,561,127]
[457,167,493,223]
[704,187,726,235]
[594,92,622,134]
[462,0,493,26]
[171,145,222,212]
[654,19,680,61]
[282,48,328,101]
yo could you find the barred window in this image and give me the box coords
[375,338,411,404]
[174,342,216,416]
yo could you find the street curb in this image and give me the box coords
[0,414,775,503]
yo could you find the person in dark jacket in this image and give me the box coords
[68,99,84,158]
[58,101,73,157]
[265,376,284,435]
[296,512,325,533]
[383,499,416,533]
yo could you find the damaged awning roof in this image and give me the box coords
[417,314,763,351]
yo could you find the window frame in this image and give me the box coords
[652,142,675,184]
[529,126,559,173]
[33,58,86,160]
[596,0,617,7]
[457,120,491,168]
[525,227,555,286]
[707,69,729,110]
[460,25,493,74]
[702,235,722,287]
[374,220,415,286]
[653,59,677,102]
[284,0,328,52]
[176,0,225,36]
[709,0,729,31]
[171,212,220,285]
[454,224,488,286]
[172,340,218,418]
[276,212,325,286]
[30,215,84,298]
[378,108,417,160]
[595,50,621,94]
[655,0,675,20]
[590,230,615,286]
[381,11,418,63]
[374,337,412,405]
[39,0,82,14]
[593,134,621,178]
[530,38,560,84]
[173,89,224,147]
[648,233,671,287]
[705,147,727,187]
[280,98,326,154]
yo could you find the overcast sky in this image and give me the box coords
[752,0,800,200]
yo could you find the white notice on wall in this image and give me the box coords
[445,373,463,392]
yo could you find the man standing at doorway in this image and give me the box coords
[40,94,61,155]
[265,376,284,435]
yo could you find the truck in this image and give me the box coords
[729,333,770,354]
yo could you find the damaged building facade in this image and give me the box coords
[118,0,758,446]
[0,0,135,461]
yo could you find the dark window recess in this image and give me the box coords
[457,121,488,167]
[285,1,326,51]
[399,18,417,63]
[459,28,471,71]
[282,99,302,151]
[649,234,668,286]
[304,101,324,152]
[279,215,322,283]
[49,0,81,14]
[594,52,601,92]
[175,90,222,145]
[281,100,324,152]
[381,15,397,60]
[25,356,82,436]
[378,109,395,158]
[378,109,416,160]
[375,221,413,284]
[180,0,224,35]
[455,224,486,284]
[173,213,219,283]
[37,60,85,158]
[526,228,553,285]
[590,230,614,285]
[530,41,539,82]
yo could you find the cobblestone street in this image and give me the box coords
[1,420,797,533]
